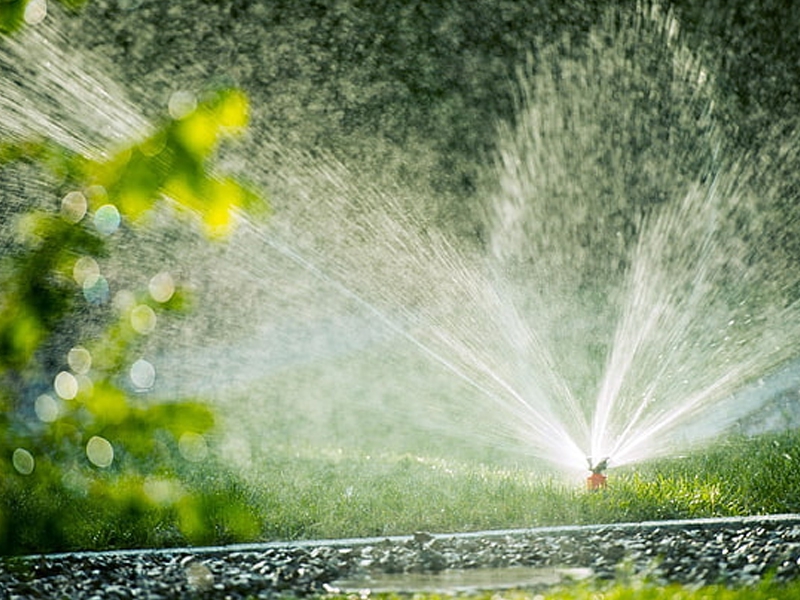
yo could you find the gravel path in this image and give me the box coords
[3,515,800,598]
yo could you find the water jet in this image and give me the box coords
[8,2,798,474]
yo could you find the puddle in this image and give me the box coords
[333,566,593,593]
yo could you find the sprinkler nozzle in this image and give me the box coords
[588,456,609,475]
[586,456,609,491]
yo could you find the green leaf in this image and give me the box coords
[0,0,26,34]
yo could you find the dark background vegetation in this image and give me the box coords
[69,0,800,229]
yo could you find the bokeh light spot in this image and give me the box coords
[178,432,208,463]
[83,275,110,304]
[61,191,87,223]
[130,358,156,390]
[130,304,157,334]
[85,184,108,205]
[23,0,47,25]
[94,204,121,235]
[35,394,60,423]
[12,448,35,475]
[73,256,100,286]
[148,271,175,303]
[68,346,92,374]
[143,476,182,505]
[139,131,167,157]
[76,373,94,397]
[169,90,198,120]
[86,436,114,468]
[54,371,79,400]
[61,468,88,495]
[113,289,136,313]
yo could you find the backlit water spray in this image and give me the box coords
[3,3,800,478]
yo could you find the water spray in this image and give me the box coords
[586,457,609,491]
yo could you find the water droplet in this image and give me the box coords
[35,394,60,422]
[94,204,121,235]
[73,256,100,286]
[178,432,208,462]
[130,358,156,390]
[12,448,35,475]
[86,436,114,468]
[68,346,92,374]
[54,371,79,400]
[61,191,87,223]
[169,90,197,120]
[148,271,175,303]
[130,304,157,334]
[23,0,47,25]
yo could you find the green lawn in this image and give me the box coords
[3,428,800,554]
[226,429,800,542]
[330,578,800,600]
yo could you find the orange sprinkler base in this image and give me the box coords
[587,472,607,491]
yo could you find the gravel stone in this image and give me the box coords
[2,515,800,598]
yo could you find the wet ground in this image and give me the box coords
[3,514,800,598]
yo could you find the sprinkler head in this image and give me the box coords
[588,456,609,475]
[586,457,609,491]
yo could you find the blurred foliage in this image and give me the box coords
[0,0,35,33]
[90,88,258,238]
[0,88,265,554]
[0,0,87,33]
